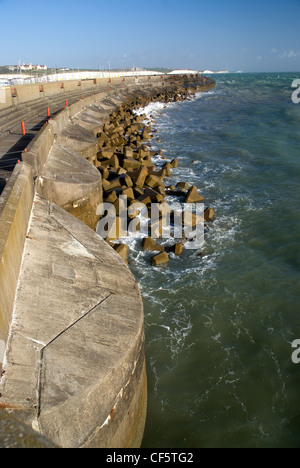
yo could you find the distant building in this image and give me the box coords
[33,64,47,70]
[6,63,48,72]
[20,62,33,71]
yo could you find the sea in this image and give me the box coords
[125,73,300,448]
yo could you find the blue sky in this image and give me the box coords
[0,0,299,72]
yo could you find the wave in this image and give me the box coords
[134,101,174,119]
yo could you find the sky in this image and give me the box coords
[0,0,299,72]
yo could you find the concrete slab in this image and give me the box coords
[71,100,116,135]
[36,144,102,229]
[57,122,98,161]
[0,163,34,369]
[0,193,145,448]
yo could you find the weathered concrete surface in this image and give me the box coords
[0,193,146,448]
[22,122,54,178]
[71,100,110,135]
[57,122,98,164]
[0,163,34,373]
[0,411,58,448]
[36,144,102,231]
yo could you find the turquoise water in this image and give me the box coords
[129,73,300,448]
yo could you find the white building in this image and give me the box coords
[33,64,47,70]
[20,62,33,71]
[17,63,48,71]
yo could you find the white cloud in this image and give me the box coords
[271,48,278,54]
[288,50,297,58]
[279,49,299,59]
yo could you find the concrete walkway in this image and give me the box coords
[0,193,146,448]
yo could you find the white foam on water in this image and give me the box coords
[125,89,249,365]
[134,101,169,119]
[195,89,218,100]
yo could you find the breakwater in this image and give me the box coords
[0,74,215,448]
[95,85,216,265]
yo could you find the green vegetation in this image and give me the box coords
[0,66,11,74]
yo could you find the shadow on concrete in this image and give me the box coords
[0,116,50,173]
[0,134,34,171]
[0,178,6,196]
[30,117,49,132]
[0,169,12,195]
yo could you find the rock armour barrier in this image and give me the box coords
[0,75,215,448]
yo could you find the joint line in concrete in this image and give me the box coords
[36,293,112,420]
[50,208,100,260]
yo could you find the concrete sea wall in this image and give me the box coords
[0,163,34,366]
[0,78,103,109]
[0,75,215,448]
[0,191,147,448]
[0,75,165,110]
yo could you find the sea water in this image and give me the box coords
[128,73,300,448]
